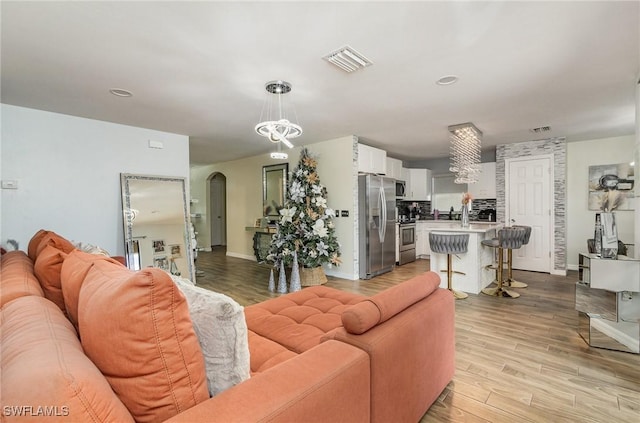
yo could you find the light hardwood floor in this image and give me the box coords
[194,248,640,422]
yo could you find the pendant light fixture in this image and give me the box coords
[255,80,302,154]
[448,122,482,184]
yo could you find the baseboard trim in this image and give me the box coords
[566,264,579,271]
[324,268,357,281]
[226,252,256,261]
[551,269,567,276]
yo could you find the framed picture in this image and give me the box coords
[170,244,182,258]
[588,163,635,211]
[153,255,168,270]
[152,239,165,253]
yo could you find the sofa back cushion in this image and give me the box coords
[33,245,69,313]
[1,295,134,422]
[60,250,124,328]
[27,229,49,261]
[33,231,75,259]
[342,271,441,334]
[76,259,209,422]
[0,251,44,307]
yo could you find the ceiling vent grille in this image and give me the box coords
[530,126,551,133]
[323,45,372,73]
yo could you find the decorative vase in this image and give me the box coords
[461,204,470,228]
[300,266,327,286]
[268,268,275,292]
[600,212,618,259]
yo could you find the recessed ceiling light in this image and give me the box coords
[436,75,458,85]
[109,88,133,97]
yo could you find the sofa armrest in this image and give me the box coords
[165,340,370,423]
[328,287,455,423]
[341,271,440,334]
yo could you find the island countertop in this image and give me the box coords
[415,221,502,233]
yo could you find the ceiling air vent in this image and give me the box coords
[323,45,372,73]
[530,126,551,134]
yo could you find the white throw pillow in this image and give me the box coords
[171,275,250,396]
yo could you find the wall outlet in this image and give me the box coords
[334,210,340,217]
[341,210,349,217]
[1,180,18,189]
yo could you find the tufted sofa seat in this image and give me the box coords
[245,274,455,423]
[245,286,366,353]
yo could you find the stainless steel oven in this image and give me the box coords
[398,222,416,265]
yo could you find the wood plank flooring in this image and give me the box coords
[194,247,640,422]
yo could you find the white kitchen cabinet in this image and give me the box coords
[406,168,432,201]
[358,144,387,175]
[467,162,496,199]
[385,157,403,180]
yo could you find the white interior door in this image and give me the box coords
[506,156,552,272]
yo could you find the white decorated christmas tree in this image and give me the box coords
[268,148,341,270]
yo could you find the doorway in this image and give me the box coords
[505,155,553,273]
[209,173,227,247]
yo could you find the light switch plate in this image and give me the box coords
[1,180,18,189]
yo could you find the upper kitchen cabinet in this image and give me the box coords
[406,168,432,201]
[467,162,496,199]
[385,157,403,180]
[358,143,387,175]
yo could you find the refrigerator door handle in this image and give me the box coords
[379,185,386,242]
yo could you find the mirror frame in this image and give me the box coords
[262,163,288,220]
[120,173,194,282]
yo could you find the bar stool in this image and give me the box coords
[429,232,469,300]
[504,225,531,288]
[481,227,526,298]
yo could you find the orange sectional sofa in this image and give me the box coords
[1,230,454,422]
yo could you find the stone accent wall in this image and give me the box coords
[496,137,567,272]
[352,136,360,276]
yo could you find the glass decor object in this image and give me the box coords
[448,122,482,184]
[255,80,302,157]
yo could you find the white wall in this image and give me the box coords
[1,104,190,255]
[190,136,358,279]
[567,135,636,269]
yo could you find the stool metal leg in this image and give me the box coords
[446,254,468,300]
[503,249,528,288]
[481,247,520,298]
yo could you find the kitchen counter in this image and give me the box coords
[421,222,501,294]
[416,221,501,233]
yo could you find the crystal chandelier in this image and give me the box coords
[448,122,482,184]
[255,80,302,156]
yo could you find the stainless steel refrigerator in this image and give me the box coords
[359,174,396,279]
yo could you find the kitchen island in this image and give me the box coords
[418,221,502,295]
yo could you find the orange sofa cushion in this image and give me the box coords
[27,229,49,261]
[34,231,75,258]
[247,330,298,374]
[1,296,134,422]
[0,251,44,307]
[76,259,209,423]
[60,250,124,328]
[245,286,365,353]
[342,271,441,334]
[33,245,69,313]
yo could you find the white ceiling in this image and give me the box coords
[2,1,638,166]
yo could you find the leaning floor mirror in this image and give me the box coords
[120,173,195,282]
